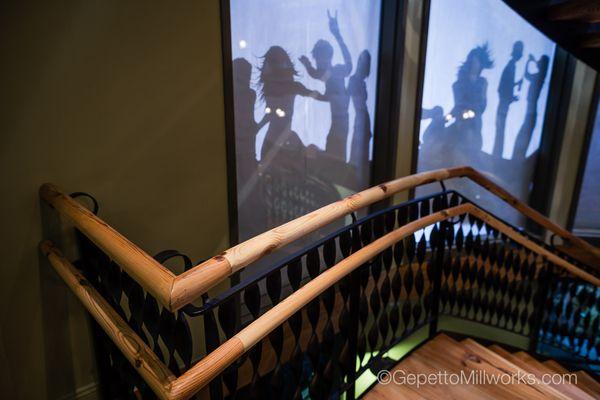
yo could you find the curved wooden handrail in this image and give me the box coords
[40,166,600,311]
[40,184,176,307]
[42,203,600,400]
[41,241,177,398]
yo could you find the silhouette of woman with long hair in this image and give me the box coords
[348,50,371,180]
[258,46,324,171]
[447,44,494,155]
[299,10,352,162]
[512,54,549,160]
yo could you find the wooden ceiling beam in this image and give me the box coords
[548,0,600,24]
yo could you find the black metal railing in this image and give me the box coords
[70,190,600,399]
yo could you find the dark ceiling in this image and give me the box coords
[503,0,600,70]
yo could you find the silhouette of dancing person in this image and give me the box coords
[447,44,494,155]
[299,10,352,162]
[493,41,523,158]
[233,58,270,239]
[348,50,372,179]
[512,54,549,160]
[258,46,324,171]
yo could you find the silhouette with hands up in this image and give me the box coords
[493,41,523,158]
[299,10,352,162]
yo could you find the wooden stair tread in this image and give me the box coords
[365,334,600,400]
[544,360,600,398]
[511,352,594,400]
[488,347,593,400]
[364,382,424,400]
[417,335,541,399]
[544,360,570,374]
[461,338,571,399]
[365,335,498,399]
[366,334,560,400]
[575,371,600,398]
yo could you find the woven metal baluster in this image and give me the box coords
[218,295,241,398]
[243,281,263,398]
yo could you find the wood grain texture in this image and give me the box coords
[41,241,176,400]
[572,371,600,398]
[40,184,175,308]
[169,338,244,400]
[468,207,600,286]
[461,338,570,399]
[511,351,593,400]
[462,167,600,262]
[42,197,600,400]
[234,204,470,350]
[367,334,550,400]
[41,206,466,399]
[489,346,593,400]
[41,165,600,312]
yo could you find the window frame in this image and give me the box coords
[567,75,600,245]
[409,0,576,234]
[220,0,407,245]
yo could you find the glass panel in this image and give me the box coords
[416,0,556,226]
[229,0,382,253]
[573,99,600,237]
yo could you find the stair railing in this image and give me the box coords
[40,172,600,399]
[40,166,599,313]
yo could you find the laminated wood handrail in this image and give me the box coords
[40,166,600,312]
[41,203,600,400]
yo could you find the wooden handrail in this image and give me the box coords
[40,166,600,311]
[40,241,176,398]
[42,202,600,400]
[40,184,176,307]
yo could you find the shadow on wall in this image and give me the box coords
[419,40,550,226]
[233,10,375,242]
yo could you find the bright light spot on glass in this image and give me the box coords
[445,113,453,122]
[276,108,285,117]
[265,107,271,114]
[239,39,247,49]
[461,109,476,120]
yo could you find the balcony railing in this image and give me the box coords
[40,167,600,400]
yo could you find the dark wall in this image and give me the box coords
[0,1,229,398]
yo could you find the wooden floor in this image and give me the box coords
[364,334,600,400]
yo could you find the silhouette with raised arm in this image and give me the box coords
[299,10,352,162]
[512,54,549,160]
[447,44,494,154]
[258,46,324,171]
[348,50,372,179]
[493,41,523,158]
